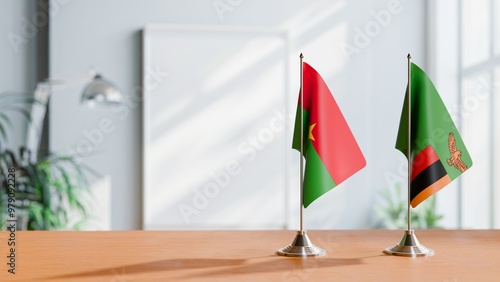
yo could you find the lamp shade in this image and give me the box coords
[81,74,122,105]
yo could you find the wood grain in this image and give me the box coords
[0,230,499,281]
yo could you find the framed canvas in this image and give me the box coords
[142,24,291,229]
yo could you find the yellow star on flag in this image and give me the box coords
[309,123,316,141]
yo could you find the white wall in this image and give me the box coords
[0,0,38,150]
[49,0,426,230]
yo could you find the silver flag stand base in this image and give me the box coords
[277,230,326,257]
[384,230,434,257]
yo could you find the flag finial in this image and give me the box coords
[407,53,411,59]
[300,53,303,59]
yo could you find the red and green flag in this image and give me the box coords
[396,63,472,208]
[292,62,366,208]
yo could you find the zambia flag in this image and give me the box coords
[292,62,366,208]
[396,63,472,208]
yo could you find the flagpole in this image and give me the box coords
[299,53,304,233]
[407,53,412,232]
[383,53,434,257]
[277,53,325,257]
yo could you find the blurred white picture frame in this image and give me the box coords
[142,24,292,230]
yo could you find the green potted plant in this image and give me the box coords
[0,92,94,230]
[372,182,444,229]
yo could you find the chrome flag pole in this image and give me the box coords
[384,54,434,257]
[277,53,325,257]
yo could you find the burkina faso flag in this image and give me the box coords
[292,62,366,208]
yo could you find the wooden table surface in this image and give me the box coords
[0,230,499,281]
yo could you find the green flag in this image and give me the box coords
[396,62,472,207]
